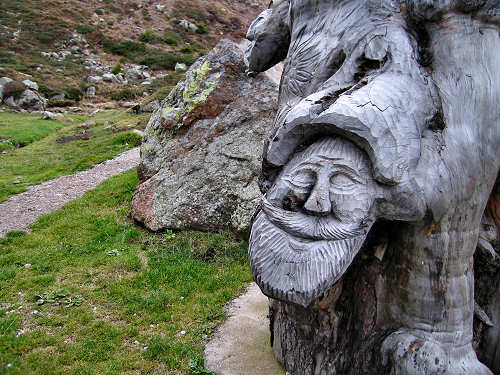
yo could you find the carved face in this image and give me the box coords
[249,137,381,306]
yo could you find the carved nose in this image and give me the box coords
[303,184,331,215]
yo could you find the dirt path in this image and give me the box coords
[0,147,140,238]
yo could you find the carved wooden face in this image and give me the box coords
[268,137,375,224]
[249,137,380,306]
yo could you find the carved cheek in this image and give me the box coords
[330,191,373,223]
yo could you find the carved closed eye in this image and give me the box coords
[329,173,361,192]
[289,170,315,192]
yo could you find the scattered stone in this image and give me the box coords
[125,67,144,82]
[86,76,102,84]
[81,121,96,129]
[121,101,139,108]
[21,80,38,91]
[179,19,198,32]
[50,93,65,100]
[174,63,187,72]
[131,40,280,234]
[85,86,96,97]
[41,111,55,120]
[89,108,100,117]
[115,73,128,84]
[102,73,119,83]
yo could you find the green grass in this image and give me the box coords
[0,169,251,374]
[0,110,148,202]
[0,112,67,151]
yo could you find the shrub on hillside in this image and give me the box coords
[195,23,209,34]
[140,52,196,70]
[76,25,94,34]
[3,81,26,100]
[64,88,83,102]
[180,44,195,53]
[47,99,75,107]
[38,84,59,98]
[163,31,181,46]
[110,88,138,101]
[103,40,147,58]
[139,31,158,43]
[111,63,123,75]
[113,132,142,147]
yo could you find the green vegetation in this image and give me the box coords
[0,169,251,374]
[102,39,198,70]
[110,87,139,101]
[102,40,148,59]
[110,63,123,75]
[163,31,182,46]
[0,111,67,152]
[0,110,149,202]
[196,24,209,34]
[180,44,195,54]
[139,30,159,44]
[75,25,94,34]
[141,52,197,70]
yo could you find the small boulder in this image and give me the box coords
[50,93,65,100]
[102,73,119,83]
[41,111,55,120]
[125,67,145,82]
[175,63,187,72]
[86,86,96,97]
[179,19,198,32]
[22,80,38,91]
[86,76,102,84]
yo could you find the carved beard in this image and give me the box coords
[249,200,373,307]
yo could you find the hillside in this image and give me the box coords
[0,0,267,109]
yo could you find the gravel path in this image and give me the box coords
[0,147,140,238]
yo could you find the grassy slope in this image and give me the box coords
[0,112,68,151]
[0,169,252,374]
[0,110,148,202]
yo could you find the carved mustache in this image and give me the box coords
[261,198,366,241]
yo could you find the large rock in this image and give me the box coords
[0,77,13,102]
[131,39,279,234]
[17,90,46,112]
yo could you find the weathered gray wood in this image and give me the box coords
[246,0,500,373]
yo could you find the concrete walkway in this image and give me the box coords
[0,147,140,237]
[204,283,286,375]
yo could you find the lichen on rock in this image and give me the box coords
[132,39,279,235]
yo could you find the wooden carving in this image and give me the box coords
[246,0,500,374]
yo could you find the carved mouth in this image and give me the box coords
[261,198,366,241]
[249,208,372,307]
